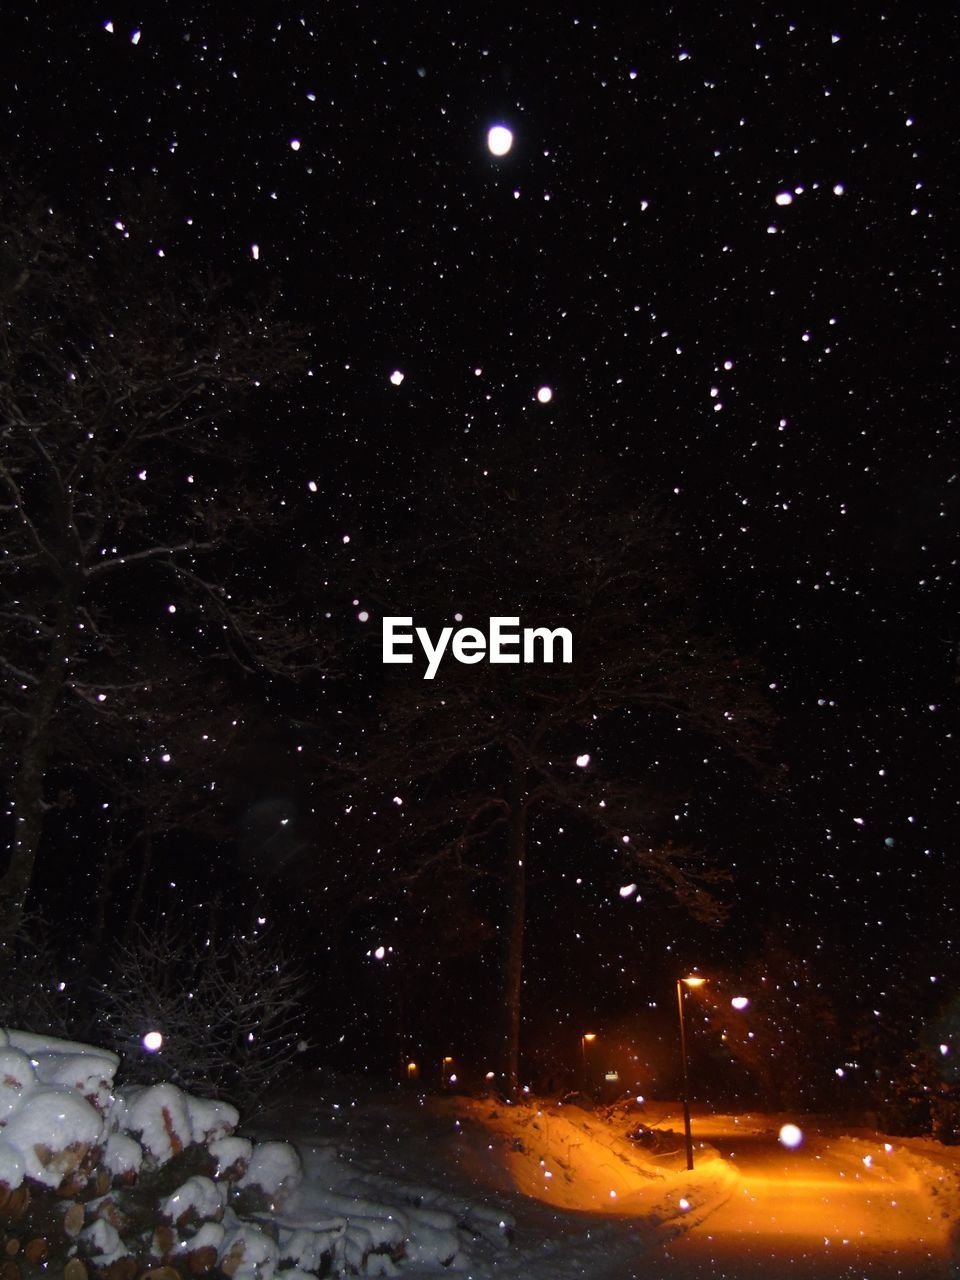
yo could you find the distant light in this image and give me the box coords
[940,1043,950,1057]
[682,976,706,988]
[536,385,553,403]
[104,20,114,33]
[779,1123,803,1148]
[308,480,318,492]
[131,29,141,45]
[731,996,749,1010]
[833,182,845,195]
[290,138,301,151]
[485,1071,495,1080]
[487,125,513,156]
[373,945,386,960]
[576,753,591,768]
[251,243,260,261]
[389,369,404,386]
[619,883,638,899]
[142,1031,163,1052]
[679,1197,691,1211]
[449,1073,457,1083]
[774,192,793,206]
[357,611,370,622]
[583,1033,597,1043]
[604,1071,619,1082]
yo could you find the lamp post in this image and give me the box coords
[676,976,705,1170]
[581,1033,597,1092]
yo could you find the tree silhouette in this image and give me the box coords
[0,182,311,933]
[317,451,774,1091]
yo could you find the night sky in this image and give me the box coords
[5,6,955,1079]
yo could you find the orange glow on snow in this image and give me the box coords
[453,1099,955,1271]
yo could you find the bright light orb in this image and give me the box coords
[142,1031,163,1052]
[779,1123,803,1149]
[487,125,513,157]
[731,996,750,1010]
[774,191,793,206]
[389,370,404,386]
[575,753,590,768]
[537,385,553,403]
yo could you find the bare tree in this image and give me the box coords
[0,183,312,933]
[317,453,775,1092]
[96,919,309,1110]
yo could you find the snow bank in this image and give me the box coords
[239,1138,303,1201]
[454,1095,736,1230]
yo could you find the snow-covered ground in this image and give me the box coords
[261,1085,960,1278]
[2,1027,958,1278]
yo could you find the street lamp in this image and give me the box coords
[676,976,706,1170]
[581,1033,597,1091]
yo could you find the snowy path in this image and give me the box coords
[653,1112,957,1278]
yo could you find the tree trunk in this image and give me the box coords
[83,834,128,977]
[123,819,154,943]
[0,586,80,935]
[502,771,527,1095]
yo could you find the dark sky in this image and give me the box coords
[6,5,955,1056]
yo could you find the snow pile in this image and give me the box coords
[0,1027,513,1277]
[454,1094,736,1230]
